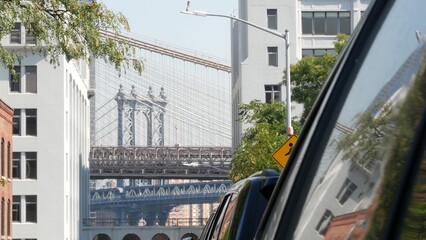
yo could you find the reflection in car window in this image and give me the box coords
[217,193,238,240]
[401,144,426,239]
[211,194,232,240]
[260,0,426,239]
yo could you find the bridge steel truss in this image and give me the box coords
[89,181,232,226]
[90,146,232,180]
[91,181,231,207]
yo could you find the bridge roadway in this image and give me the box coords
[89,180,232,226]
[90,146,233,180]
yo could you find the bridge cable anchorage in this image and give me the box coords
[99,29,231,73]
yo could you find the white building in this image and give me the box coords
[231,0,371,150]
[0,23,90,240]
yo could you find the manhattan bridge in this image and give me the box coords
[85,31,233,240]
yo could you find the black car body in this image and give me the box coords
[199,169,279,240]
[255,0,426,239]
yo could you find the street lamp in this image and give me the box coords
[181,5,293,136]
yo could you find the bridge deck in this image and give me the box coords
[90,146,233,180]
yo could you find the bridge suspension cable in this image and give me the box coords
[94,32,232,147]
[100,30,231,73]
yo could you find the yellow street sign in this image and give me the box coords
[272,135,298,168]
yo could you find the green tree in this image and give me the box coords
[288,33,348,123]
[0,0,143,77]
[230,34,348,182]
[230,100,300,182]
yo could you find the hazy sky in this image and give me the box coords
[100,0,238,62]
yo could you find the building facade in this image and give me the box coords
[0,99,14,240]
[0,23,90,240]
[231,0,371,150]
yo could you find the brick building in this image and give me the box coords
[0,99,13,240]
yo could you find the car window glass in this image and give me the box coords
[262,0,426,239]
[217,193,239,240]
[226,180,253,239]
[211,194,233,240]
[400,143,426,239]
[199,209,216,240]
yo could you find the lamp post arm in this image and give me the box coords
[181,8,293,136]
[194,11,287,40]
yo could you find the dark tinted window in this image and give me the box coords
[26,109,37,136]
[210,194,232,240]
[302,12,351,35]
[216,194,239,239]
[258,0,426,239]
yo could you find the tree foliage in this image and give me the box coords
[0,0,143,77]
[337,102,394,169]
[289,33,348,123]
[230,100,300,182]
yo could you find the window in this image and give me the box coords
[401,146,426,237]
[9,66,37,93]
[25,109,37,136]
[256,1,426,239]
[26,196,37,222]
[315,209,333,236]
[1,198,4,236]
[265,85,281,103]
[26,152,37,179]
[7,200,10,236]
[268,47,278,67]
[302,12,313,34]
[267,9,277,30]
[211,194,233,238]
[302,49,337,58]
[217,194,239,239]
[10,22,21,44]
[7,142,11,178]
[302,11,351,35]
[10,66,21,93]
[314,12,325,35]
[1,138,4,177]
[12,152,20,179]
[12,196,20,222]
[12,152,37,180]
[25,27,36,44]
[13,109,37,136]
[13,109,21,135]
[336,178,357,205]
[12,196,37,223]
[25,66,37,93]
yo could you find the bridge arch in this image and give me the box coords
[181,233,198,240]
[152,233,170,240]
[123,233,141,240]
[93,233,112,240]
